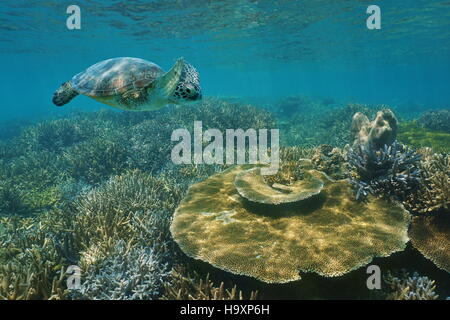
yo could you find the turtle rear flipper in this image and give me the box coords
[52,81,79,106]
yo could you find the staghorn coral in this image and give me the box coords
[0,150,68,213]
[43,169,184,300]
[0,140,22,160]
[162,266,258,300]
[0,179,29,215]
[0,215,69,300]
[383,270,439,300]
[64,135,130,185]
[69,169,182,270]
[18,118,97,152]
[409,215,450,273]
[171,163,410,283]
[347,141,421,201]
[418,109,450,133]
[74,240,171,300]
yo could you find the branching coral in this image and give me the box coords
[74,240,171,300]
[0,215,69,300]
[127,97,276,172]
[403,148,449,215]
[347,141,421,201]
[418,109,450,133]
[19,118,96,152]
[0,180,29,215]
[310,144,347,179]
[162,266,258,300]
[383,270,439,300]
[49,169,183,300]
[69,169,182,268]
[64,135,130,185]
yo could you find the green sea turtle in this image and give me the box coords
[52,57,202,111]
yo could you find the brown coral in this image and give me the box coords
[351,109,398,148]
[310,144,347,179]
[171,165,411,283]
[409,215,450,273]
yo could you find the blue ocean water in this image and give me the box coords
[0,0,449,123]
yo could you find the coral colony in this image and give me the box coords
[0,97,449,300]
[347,110,421,201]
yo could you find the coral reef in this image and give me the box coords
[171,162,410,283]
[162,267,258,300]
[127,98,276,172]
[1,95,449,300]
[0,151,67,213]
[418,109,450,133]
[383,270,439,300]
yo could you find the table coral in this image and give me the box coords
[171,165,411,283]
[409,215,450,273]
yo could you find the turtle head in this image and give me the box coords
[171,62,202,104]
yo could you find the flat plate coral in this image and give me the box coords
[409,215,450,273]
[171,165,411,283]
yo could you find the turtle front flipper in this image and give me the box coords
[52,81,79,106]
[154,58,185,100]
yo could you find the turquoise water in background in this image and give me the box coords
[0,0,449,123]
